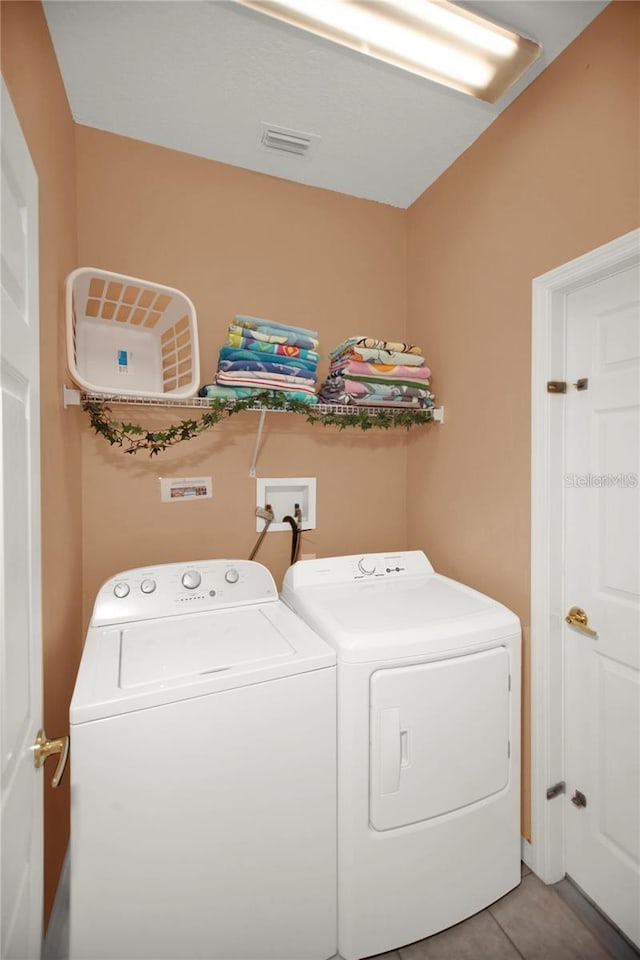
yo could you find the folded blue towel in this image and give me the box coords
[199,384,318,405]
[229,323,319,352]
[219,346,318,373]
[235,314,318,340]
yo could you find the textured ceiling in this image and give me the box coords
[44,0,607,208]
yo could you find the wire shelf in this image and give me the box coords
[72,390,444,422]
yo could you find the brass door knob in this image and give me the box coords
[33,728,69,787]
[565,606,597,638]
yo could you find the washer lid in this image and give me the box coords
[120,608,294,688]
[283,573,520,663]
[71,601,335,724]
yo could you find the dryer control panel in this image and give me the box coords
[91,559,277,626]
[284,551,434,589]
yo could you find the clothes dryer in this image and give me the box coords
[70,559,336,960]
[282,550,521,960]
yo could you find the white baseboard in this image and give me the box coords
[521,836,534,872]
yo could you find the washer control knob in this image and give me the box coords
[181,570,201,590]
[357,557,377,576]
[140,578,156,594]
[113,582,130,599]
[225,568,240,584]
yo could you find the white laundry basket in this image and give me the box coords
[66,268,200,399]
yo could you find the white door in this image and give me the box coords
[563,263,640,946]
[0,79,43,959]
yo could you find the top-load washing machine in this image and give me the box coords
[282,550,521,960]
[70,559,336,960]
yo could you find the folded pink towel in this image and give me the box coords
[216,370,317,396]
[335,360,432,380]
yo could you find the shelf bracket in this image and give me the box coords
[249,409,268,478]
[63,386,81,408]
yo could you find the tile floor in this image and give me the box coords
[45,863,638,960]
[370,865,638,960]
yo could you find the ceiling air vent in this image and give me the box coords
[258,123,318,159]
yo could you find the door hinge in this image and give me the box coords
[546,780,566,800]
[571,789,587,808]
[547,381,567,394]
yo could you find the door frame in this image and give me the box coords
[528,227,640,883]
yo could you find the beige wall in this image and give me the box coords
[74,127,409,625]
[406,0,640,840]
[0,0,82,925]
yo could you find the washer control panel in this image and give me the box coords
[92,559,277,626]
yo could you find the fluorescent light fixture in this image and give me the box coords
[235,0,541,103]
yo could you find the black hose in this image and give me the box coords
[282,516,300,565]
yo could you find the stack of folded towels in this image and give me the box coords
[317,336,434,408]
[199,315,320,405]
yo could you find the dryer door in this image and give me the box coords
[370,647,511,831]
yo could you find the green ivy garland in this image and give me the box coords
[82,393,436,456]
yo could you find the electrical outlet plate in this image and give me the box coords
[256,477,316,532]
